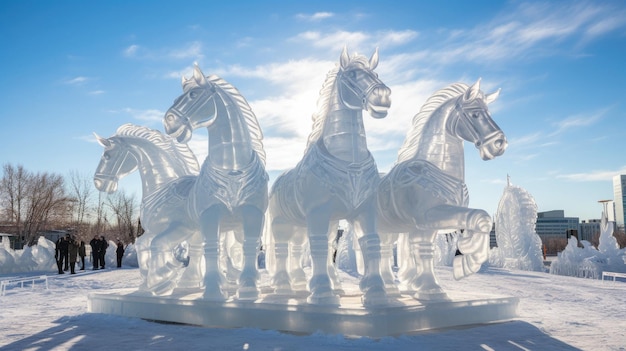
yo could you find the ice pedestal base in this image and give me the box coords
[88,291,518,338]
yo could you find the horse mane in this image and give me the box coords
[305,54,374,154]
[208,75,267,166]
[396,83,469,163]
[114,123,200,174]
[304,66,338,154]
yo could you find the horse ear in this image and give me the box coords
[484,88,501,104]
[93,132,111,148]
[464,78,481,101]
[193,64,208,86]
[369,48,379,70]
[340,46,350,69]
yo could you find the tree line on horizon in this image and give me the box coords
[0,163,141,248]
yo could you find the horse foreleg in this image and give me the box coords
[424,205,492,280]
[236,205,264,300]
[175,230,204,292]
[353,207,388,306]
[145,223,189,295]
[288,229,308,292]
[306,207,339,305]
[269,216,296,295]
[407,229,449,301]
[134,233,152,290]
[454,210,492,279]
[379,231,401,297]
[199,207,227,300]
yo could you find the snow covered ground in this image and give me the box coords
[1,265,625,350]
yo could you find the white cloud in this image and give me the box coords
[88,90,105,95]
[549,107,609,136]
[289,29,417,52]
[123,45,140,58]
[65,76,89,85]
[121,108,164,123]
[296,12,334,21]
[556,166,626,182]
[418,1,626,65]
[122,42,204,61]
[168,41,204,60]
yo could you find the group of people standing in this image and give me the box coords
[54,234,86,274]
[90,235,109,270]
[55,234,126,274]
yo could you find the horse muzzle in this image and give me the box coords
[93,174,119,193]
[476,132,507,160]
[366,85,391,119]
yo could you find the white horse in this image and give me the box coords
[267,48,392,306]
[93,124,200,294]
[376,79,507,300]
[163,65,268,301]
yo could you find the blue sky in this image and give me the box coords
[1,0,625,221]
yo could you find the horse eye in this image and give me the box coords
[189,91,197,99]
[104,153,110,160]
[472,112,479,118]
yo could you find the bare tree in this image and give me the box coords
[0,164,29,239]
[22,171,70,245]
[92,191,108,236]
[105,190,138,243]
[67,170,94,239]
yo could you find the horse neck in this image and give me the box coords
[128,141,188,198]
[413,101,465,181]
[206,99,255,171]
[320,88,369,163]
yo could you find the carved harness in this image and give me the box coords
[377,159,469,226]
[189,152,268,219]
[298,139,379,213]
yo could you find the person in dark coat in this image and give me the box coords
[54,236,66,274]
[57,234,70,272]
[89,235,100,270]
[68,237,79,274]
[78,241,86,270]
[116,240,125,268]
[99,236,109,269]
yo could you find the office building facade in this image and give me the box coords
[613,175,626,229]
[535,210,580,240]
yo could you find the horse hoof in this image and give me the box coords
[412,289,450,302]
[148,280,176,296]
[307,292,340,306]
[361,285,389,307]
[236,287,259,301]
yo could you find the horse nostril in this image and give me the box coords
[495,139,504,149]
[475,141,482,147]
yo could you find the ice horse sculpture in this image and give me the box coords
[489,176,544,271]
[163,66,268,300]
[267,47,391,306]
[376,79,507,300]
[89,54,520,338]
[93,123,200,292]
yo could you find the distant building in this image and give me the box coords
[613,175,626,229]
[535,210,580,241]
[579,219,601,242]
[40,230,68,244]
[0,233,17,250]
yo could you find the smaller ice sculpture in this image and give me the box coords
[489,176,544,271]
[550,200,626,278]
